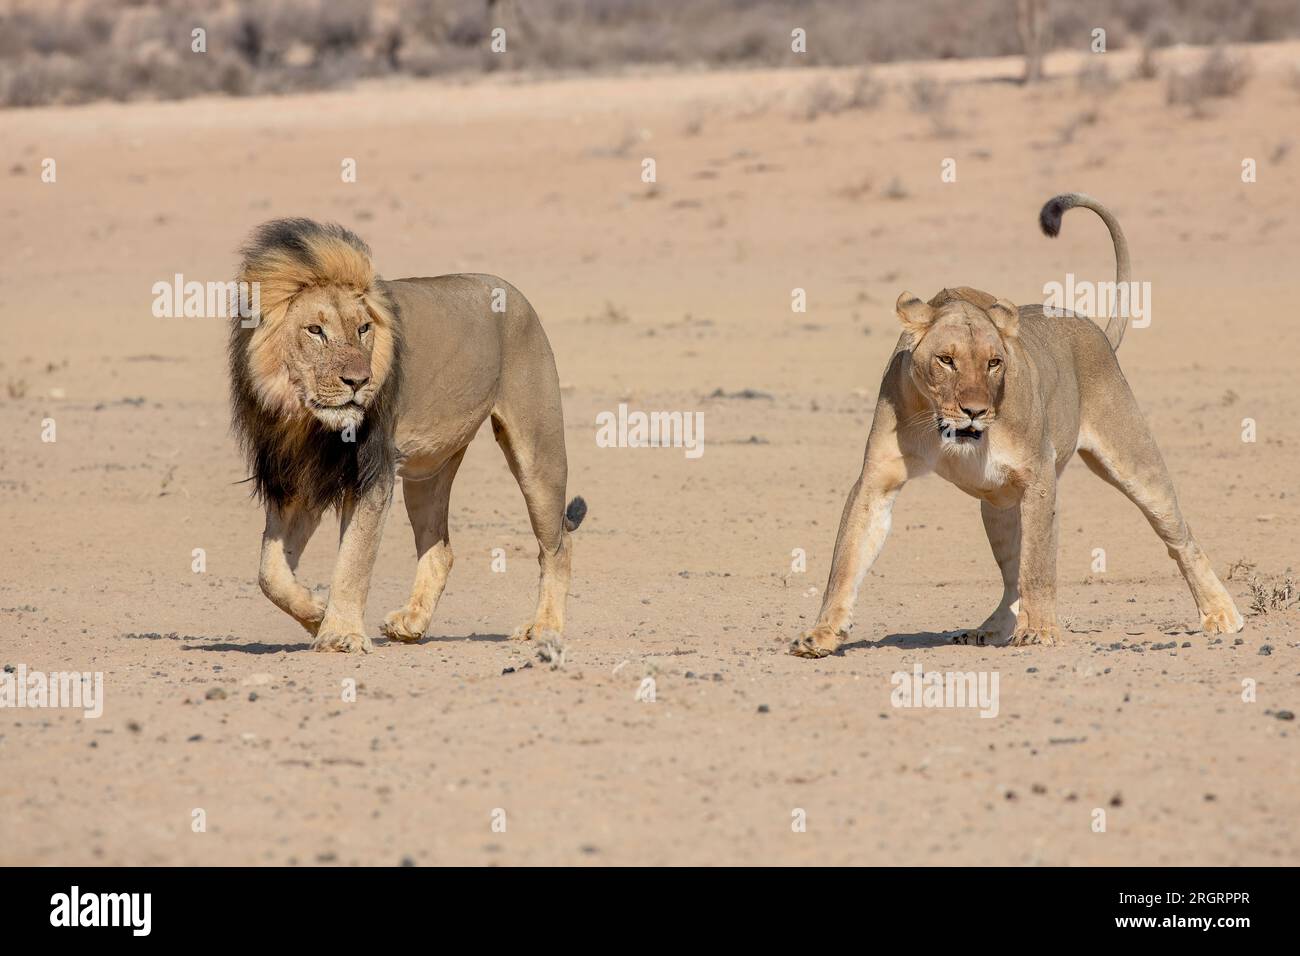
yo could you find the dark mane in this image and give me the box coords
[227,219,403,512]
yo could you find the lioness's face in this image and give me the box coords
[284,286,379,431]
[904,299,1011,445]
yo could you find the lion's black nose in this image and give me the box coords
[340,374,370,390]
[961,404,988,420]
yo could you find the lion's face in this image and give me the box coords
[282,286,381,431]
[896,292,1017,445]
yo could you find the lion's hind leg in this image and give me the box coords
[380,454,465,644]
[490,408,579,645]
[1078,406,1243,635]
[954,501,1021,646]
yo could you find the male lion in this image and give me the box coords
[791,193,1242,657]
[229,218,586,654]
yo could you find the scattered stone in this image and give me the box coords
[187,734,203,742]
[1109,792,1123,807]
[205,687,227,701]
[1275,710,1295,721]
[126,720,142,734]
[400,856,416,867]
[1031,783,1047,795]
[1026,667,1038,673]
[248,691,259,702]
[1258,645,1273,656]
[757,704,770,714]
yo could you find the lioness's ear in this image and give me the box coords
[987,298,1019,338]
[896,292,936,335]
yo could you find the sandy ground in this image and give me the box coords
[1,44,1298,866]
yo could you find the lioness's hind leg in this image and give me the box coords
[1079,413,1243,635]
[381,454,465,644]
[955,502,1021,646]
[491,410,576,643]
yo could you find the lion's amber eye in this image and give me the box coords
[938,355,954,367]
[306,325,323,336]
[988,358,1002,369]
[357,323,371,336]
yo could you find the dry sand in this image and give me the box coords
[1,45,1297,865]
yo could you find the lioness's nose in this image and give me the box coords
[960,404,988,420]
[340,374,370,390]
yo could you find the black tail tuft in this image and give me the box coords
[564,496,587,532]
[1039,195,1072,238]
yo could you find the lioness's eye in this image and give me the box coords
[938,355,954,367]
[357,323,371,336]
[306,325,323,336]
[988,358,1002,369]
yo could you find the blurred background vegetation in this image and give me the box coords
[3,0,1299,107]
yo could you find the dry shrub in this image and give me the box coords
[795,68,884,122]
[3,0,1300,109]
[1077,59,1118,95]
[1167,46,1252,111]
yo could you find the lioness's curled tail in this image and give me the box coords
[564,496,587,532]
[1039,193,1133,351]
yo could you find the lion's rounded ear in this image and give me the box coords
[896,292,936,335]
[987,298,1019,338]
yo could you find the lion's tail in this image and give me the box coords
[564,496,588,533]
[1038,192,1133,351]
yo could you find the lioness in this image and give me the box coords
[791,193,1242,657]
[229,219,586,653]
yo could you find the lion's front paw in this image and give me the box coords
[380,608,426,644]
[790,626,841,659]
[297,599,327,637]
[955,610,1015,646]
[312,629,374,654]
[1006,622,1062,647]
[1201,603,1244,635]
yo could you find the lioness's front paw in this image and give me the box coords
[1200,603,1244,635]
[312,630,374,654]
[790,625,842,659]
[1007,622,1062,647]
[510,622,554,643]
[380,608,426,644]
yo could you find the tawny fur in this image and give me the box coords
[791,193,1242,658]
[229,218,585,654]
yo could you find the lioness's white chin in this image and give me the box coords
[308,403,366,431]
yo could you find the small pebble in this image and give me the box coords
[205,687,227,701]
[757,704,770,714]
